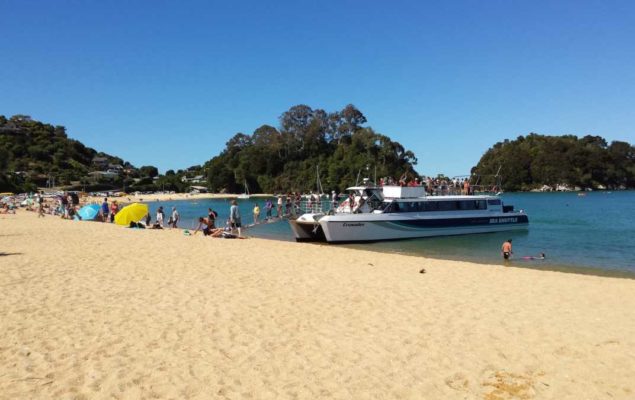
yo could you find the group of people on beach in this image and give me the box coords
[192,200,243,238]
[3,190,547,263]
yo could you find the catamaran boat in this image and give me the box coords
[289,184,528,243]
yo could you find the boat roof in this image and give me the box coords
[345,186,382,191]
[387,194,498,201]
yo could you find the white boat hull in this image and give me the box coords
[317,213,528,243]
[289,213,326,241]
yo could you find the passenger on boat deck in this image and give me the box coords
[353,196,365,213]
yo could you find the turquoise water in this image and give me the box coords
[145,191,635,275]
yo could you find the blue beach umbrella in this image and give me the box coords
[77,204,100,220]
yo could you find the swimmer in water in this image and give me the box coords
[522,253,546,260]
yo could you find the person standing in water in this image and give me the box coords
[230,200,242,237]
[276,196,283,218]
[170,206,179,228]
[253,203,260,225]
[265,199,273,220]
[156,206,165,228]
[501,239,513,261]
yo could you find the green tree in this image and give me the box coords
[139,165,159,178]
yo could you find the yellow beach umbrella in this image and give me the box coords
[114,203,149,226]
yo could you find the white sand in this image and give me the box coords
[1,211,634,399]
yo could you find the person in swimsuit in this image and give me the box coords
[207,208,217,228]
[193,217,214,236]
[501,239,513,260]
[522,253,546,260]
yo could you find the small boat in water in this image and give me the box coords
[289,184,528,243]
[237,180,250,199]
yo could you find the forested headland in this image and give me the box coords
[0,115,162,193]
[0,115,129,192]
[1,110,634,194]
[203,105,418,193]
[472,134,634,191]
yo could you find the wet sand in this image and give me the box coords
[1,211,634,399]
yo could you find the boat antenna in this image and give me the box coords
[494,164,503,194]
[355,169,362,186]
[316,165,323,194]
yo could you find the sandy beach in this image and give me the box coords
[1,211,634,399]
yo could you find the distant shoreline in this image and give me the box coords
[84,192,276,203]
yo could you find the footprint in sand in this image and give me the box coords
[482,370,544,400]
[445,372,469,391]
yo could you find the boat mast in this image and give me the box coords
[315,165,323,194]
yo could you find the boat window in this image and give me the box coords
[487,199,501,205]
[437,201,458,211]
[383,202,400,213]
[459,200,487,210]
[423,202,439,212]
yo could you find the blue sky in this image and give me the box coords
[1,0,634,176]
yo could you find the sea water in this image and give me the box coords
[145,191,635,276]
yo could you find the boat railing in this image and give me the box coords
[420,184,501,196]
[290,184,502,216]
[287,199,336,216]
